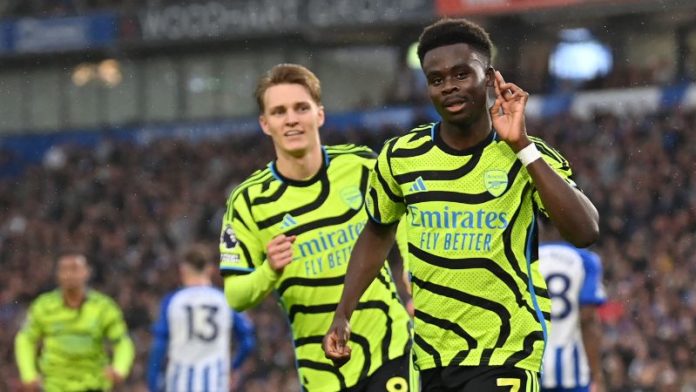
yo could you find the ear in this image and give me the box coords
[485,67,495,87]
[317,105,325,128]
[259,114,272,136]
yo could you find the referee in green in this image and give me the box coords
[15,250,135,392]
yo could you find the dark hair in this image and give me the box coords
[417,18,494,65]
[55,248,88,263]
[181,244,212,272]
[255,63,322,113]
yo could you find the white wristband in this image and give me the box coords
[516,143,542,167]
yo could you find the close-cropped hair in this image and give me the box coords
[55,248,88,263]
[181,244,212,272]
[417,18,494,66]
[255,63,322,113]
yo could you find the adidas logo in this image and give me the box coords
[409,176,427,192]
[280,213,298,229]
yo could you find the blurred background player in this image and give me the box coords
[538,219,607,392]
[147,244,255,392]
[219,63,412,391]
[14,250,135,392]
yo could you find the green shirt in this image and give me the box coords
[220,145,411,391]
[15,289,135,392]
[366,123,574,372]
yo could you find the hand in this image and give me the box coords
[590,379,606,392]
[322,315,352,367]
[489,70,531,152]
[104,366,125,384]
[405,298,415,318]
[21,379,41,392]
[229,371,241,391]
[266,234,297,272]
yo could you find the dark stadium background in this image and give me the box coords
[1,0,696,391]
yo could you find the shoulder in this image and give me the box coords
[539,242,584,267]
[577,248,602,272]
[325,144,377,159]
[87,290,121,310]
[528,136,569,164]
[387,123,435,152]
[30,290,61,309]
[227,166,276,206]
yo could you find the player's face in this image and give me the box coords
[259,83,324,157]
[422,43,493,127]
[56,255,90,291]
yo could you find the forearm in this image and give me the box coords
[14,332,39,382]
[112,335,135,377]
[387,246,411,304]
[335,220,397,319]
[581,307,604,384]
[147,336,167,392]
[224,262,280,311]
[525,154,599,247]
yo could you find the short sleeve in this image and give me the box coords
[19,300,43,341]
[219,188,265,276]
[364,139,406,225]
[103,298,130,342]
[578,250,607,306]
[531,138,578,216]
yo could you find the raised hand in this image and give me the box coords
[489,70,531,152]
[266,234,297,272]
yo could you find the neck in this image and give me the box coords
[439,112,492,150]
[62,288,86,308]
[275,145,323,181]
[184,276,211,286]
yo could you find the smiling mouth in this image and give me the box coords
[284,130,304,136]
[443,101,468,113]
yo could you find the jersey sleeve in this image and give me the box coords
[148,293,175,392]
[100,297,135,377]
[578,250,607,306]
[530,138,578,216]
[219,187,265,276]
[364,139,406,225]
[231,311,256,370]
[14,299,44,382]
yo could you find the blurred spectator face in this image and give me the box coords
[57,255,90,291]
[259,83,324,157]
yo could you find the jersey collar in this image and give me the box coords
[432,122,497,156]
[268,146,330,187]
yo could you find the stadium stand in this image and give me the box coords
[1,107,695,390]
[2,0,696,391]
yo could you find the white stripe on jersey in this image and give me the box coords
[165,286,231,392]
[539,242,605,389]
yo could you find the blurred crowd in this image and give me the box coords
[0,108,695,391]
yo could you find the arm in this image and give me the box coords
[225,263,280,311]
[110,335,135,379]
[580,306,605,392]
[490,70,598,247]
[323,220,398,364]
[231,312,256,370]
[225,234,295,311]
[524,162,598,247]
[387,245,413,315]
[578,250,607,392]
[147,335,168,392]
[147,294,172,392]
[14,313,41,385]
[103,301,135,383]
